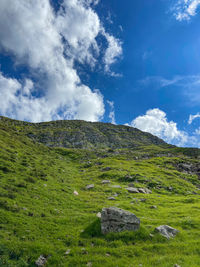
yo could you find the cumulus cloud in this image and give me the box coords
[173,0,200,21]
[188,113,200,124]
[107,100,116,124]
[130,108,188,146]
[0,0,122,122]
[102,29,122,74]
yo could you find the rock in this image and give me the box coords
[86,184,94,190]
[140,198,147,202]
[150,205,157,209]
[102,180,110,184]
[138,188,152,194]
[65,249,71,255]
[155,225,179,239]
[81,248,88,254]
[102,167,111,171]
[174,264,181,267]
[138,188,146,194]
[73,190,79,195]
[35,255,47,266]
[110,185,121,189]
[126,187,139,193]
[96,212,101,218]
[101,207,140,234]
[108,197,116,200]
[87,262,92,267]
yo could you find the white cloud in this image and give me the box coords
[102,29,122,74]
[188,113,200,124]
[130,108,188,146]
[173,0,200,21]
[0,0,122,122]
[107,100,116,124]
[195,127,200,135]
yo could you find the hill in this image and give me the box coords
[0,116,200,267]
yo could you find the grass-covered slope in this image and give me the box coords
[0,117,200,266]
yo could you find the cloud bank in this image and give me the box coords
[0,0,122,122]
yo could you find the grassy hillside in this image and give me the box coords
[0,117,200,266]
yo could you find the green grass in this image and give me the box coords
[0,118,200,266]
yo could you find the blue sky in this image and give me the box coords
[0,0,200,147]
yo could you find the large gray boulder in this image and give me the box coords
[101,207,140,234]
[155,225,179,239]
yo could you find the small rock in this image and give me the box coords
[102,180,110,184]
[155,225,179,239]
[174,264,181,267]
[87,262,92,267]
[43,184,47,187]
[96,212,101,218]
[140,198,147,202]
[150,205,157,209]
[110,185,121,189]
[108,197,116,200]
[149,233,154,237]
[81,248,88,254]
[73,190,79,196]
[35,255,47,266]
[65,249,71,255]
[106,253,111,257]
[102,167,111,171]
[126,187,139,193]
[86,184,94,190]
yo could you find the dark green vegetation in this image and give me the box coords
[0,116,200,267]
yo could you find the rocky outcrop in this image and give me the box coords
[101,207,140,234]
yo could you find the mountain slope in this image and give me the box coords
[0,116,169,149]
[0,116,200,267]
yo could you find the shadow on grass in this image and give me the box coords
[80,219,158,243]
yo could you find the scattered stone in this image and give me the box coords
[73,190,79,196]
[110,185,121,189]
[174,264,181,267]
[43,184,47,187]
[96,212,101,218]
[105,253,111,257]
[140,198,147,202]
[35,255,47,266]
[102,167,111,171]
[126,187,139,193]
[113,193,118,197]
[86,184,94,190]
[138,188,152,194]
[108,197,116,200]
[150,205,157,209]
[65,249,71,255]
[101,180,110,184]
[155,225,179,239]
[101,207,140,234]
[81,248,88,254]
[87,262,92,267]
